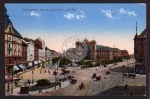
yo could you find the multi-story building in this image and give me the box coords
[23,38,35,67]
[45,46,51,60]
[134,28,147,74]
[22,40,28,63]
[34,38,42,62]
[96,45,113,61]
[5,7,23,74]
[76,38,129,61]
[23,38,35,61]
[36,37,45,61]
[120,50,129,57]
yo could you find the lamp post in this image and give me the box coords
[11,66,13,94]
[32,70,34,84]
[54,68,57,90]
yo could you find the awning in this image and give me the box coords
[18,64,26,70]
[27,62,33,68]
[28,62,32,66]
[34,61,38,65]
[13,66,19,72]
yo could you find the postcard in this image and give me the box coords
[4,3,146,96]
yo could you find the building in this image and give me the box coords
[76,38,129,61]
[96,45,113,61]
[45,46,51,60]
[23,38,35,61]
[23,38,35,67]
[36,37,45,61]
[34,38,42,62]
[22,40,28,63]
[120,50,129,57]
[134,27,147,74]
[5,7,23,74]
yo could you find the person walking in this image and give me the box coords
[28,79,31,86]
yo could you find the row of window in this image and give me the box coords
[91,52,112,55]
[7,50,22,56]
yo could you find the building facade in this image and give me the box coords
[22,40,28,63]
[76,38,129,61]
[34,38,42,61]
[134,28,147,74]
[45,47,51,60]
[5,8,23,74]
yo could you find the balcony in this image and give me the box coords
[7,48,12,50]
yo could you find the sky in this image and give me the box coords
[5,3,146,54]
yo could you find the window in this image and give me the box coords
[8,43,11,48]
[8,51,11,56]
[8,36,11,41]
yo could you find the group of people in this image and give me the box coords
[40,69,51,74]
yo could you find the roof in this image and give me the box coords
[120,50,128,52]
[45,46,50,50]
[22,40,28,46]
[96,45,110,50]
[139,29,146,38]
[110,48,120,51]
[37,37,42,43]
[5,9,22,38]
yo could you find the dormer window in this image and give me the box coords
[9,26,11,32]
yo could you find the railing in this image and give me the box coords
[135,63,143,65]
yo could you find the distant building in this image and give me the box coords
[23,38,35,62]
[34,38,42,61]
[120,50,129,57]
[36,37,45,61]
[96,45,114,61]
[76,38,129,61]
[45,46,51,60]
[134,27,147,74]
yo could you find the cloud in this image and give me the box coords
[118,8,137,16]
[101,8,137,20]
[101,9,114,19]
[24,11,41,17]
[119,8,126,14]
[30,11,40,17]
[127,11,137,16]
[63,10,85,20]
[63,13,75,20]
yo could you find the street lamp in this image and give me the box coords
[53,68,57,90]
[32,70,34,84]
[11,67,13,94]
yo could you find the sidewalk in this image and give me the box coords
[11,80,70,96]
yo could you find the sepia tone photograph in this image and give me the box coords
[4,3,146,96]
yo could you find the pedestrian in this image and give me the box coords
[125,84,128,89]
[45,70,47,73]
[48,70,50,74]
[28,79,30,86]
